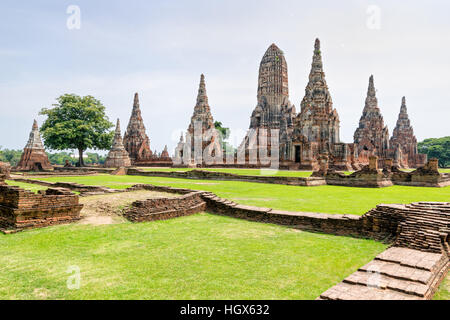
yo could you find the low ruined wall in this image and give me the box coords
[0,185,83,232]
[124,187,206,223]
[325,171,393,188]
[202,192,365,238]
[127,169,326,186]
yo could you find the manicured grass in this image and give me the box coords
[434,276,449,300]
[33,175,450,215]
[0,213,386,300]
[5,180,48,193]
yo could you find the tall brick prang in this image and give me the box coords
[354,75,390,161]
[240,43,296,163]
[15,120,53,171]
[287,39,356,170]
[123,93,153,162]
[390,97,426,167]
[177,74,222,165]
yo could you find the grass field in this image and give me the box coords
[5,180,48,193]
[0,213,387,300]
[32,175,450,215]
[434,276,449,300]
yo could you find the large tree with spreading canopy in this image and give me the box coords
[40,94,114,166]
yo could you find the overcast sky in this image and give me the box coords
[1,0,449,154]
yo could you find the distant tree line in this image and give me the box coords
[0,148,106,167]
[418,136,450,168]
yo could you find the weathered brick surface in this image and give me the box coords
[104,119,131,168]
[15,120,52,171]
[319,247,449,300]
[0,185,82,231]
[123,185,206,222]
[0,162,11,182]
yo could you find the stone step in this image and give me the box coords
[359,260,433,284]
[343,271,429,297]
[374,247,444,271]
[319,282,420,300]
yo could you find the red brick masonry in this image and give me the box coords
[0,185,83,232]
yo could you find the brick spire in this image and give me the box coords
[354,75,389,157]
[390,96,418,163]
[112,119,125,149]
[123,93,152,161]
[105,118,131,168]
[295,38,340,146]
[301,38,333,114]
[24,119,45,150]
[189,74,215,133]
[15,119,53,171]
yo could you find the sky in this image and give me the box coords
[0,0,449,155]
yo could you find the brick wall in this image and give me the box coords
[0,185,83,232]
[123,186,206,222]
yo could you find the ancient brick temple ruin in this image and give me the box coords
[0,184,83,232]
[122,93,172,167]
[233,39,426,170]
[104,119,132,168]
[389,97,426,168]
[123,93,153,163]
[238,40,357,170]
[286,39,357,170]
[175,74,222,166]
[15,120,53,171]
[238,43,296,166]
[353,75,390,163]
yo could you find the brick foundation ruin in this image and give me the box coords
[124,185,206,223]
[0,184,83,232]
[314,157,450,188]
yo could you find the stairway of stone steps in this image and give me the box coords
[396,202,450,254]
[318,247,449,300]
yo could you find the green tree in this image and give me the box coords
[418,136,450,168]
[0,148,22,166]
[214,121,235,155]
[40,94,114,167]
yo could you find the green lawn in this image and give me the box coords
[5,180,48,193]
[33,175,450,215]
[0,213,386,300]
[434,276,449,300]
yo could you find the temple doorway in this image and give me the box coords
[295,146,301,163]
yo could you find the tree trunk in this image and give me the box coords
[78,148,85,167]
